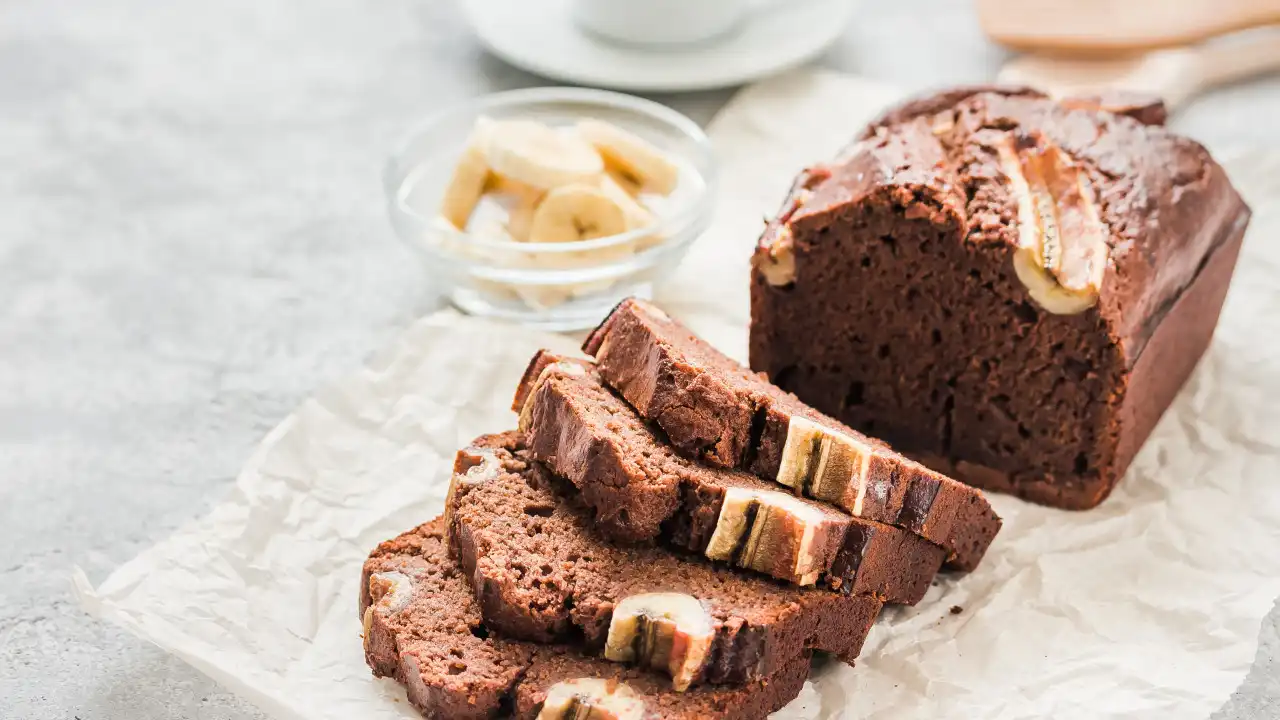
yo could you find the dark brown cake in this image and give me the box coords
[444,432,883,690]
[583,297,1000,571]
[515,349,945,602]
[749,87,1250,510]
[1059,91,1168,127]
[361,517,809,719]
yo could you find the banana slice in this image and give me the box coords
[486,119,604,190]
[439,121,495,229]
[528,184,627,244]
[505,195,539,242]
[606,168,644,197]
[519,178,650,302]
[539,679,645,719]
[597,174,656,231]
[605,592,715,691]
[481,174,546,242]
[597,172,665,254]
[995,134,1109,315]
[577,119,680,196]
[504,186,545,243]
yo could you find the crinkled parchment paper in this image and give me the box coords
[76,70,1280,719]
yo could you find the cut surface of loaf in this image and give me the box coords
[444,432,883,690]
[583,297,1000,571]
[749,86,1250,509]
[361,517,810,719]
[515,349,946,602]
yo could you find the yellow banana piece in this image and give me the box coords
[577,119,680,196]
[527,184,628,244]
[439,120,495,230]
[485,119,604,190]
[488,178,544,243]
[597,174,656,231]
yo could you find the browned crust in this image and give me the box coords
[524,353,948,600]
[360,518,528,720]
[1107,205,1250,505]
[960,196,1250,509]
[857,84,1045,140]
[511,348,559,414]
[594,299,755,467]
[748,403,906,524]
[748,88,1249,513]
[1060,91,1168,127]
[586,299,1000,571]
[582,295,629,357]
[897,465,1004,572]
[510,652,813,720]
[361,516,813,719]
[522,364,683,541]
[830,520,946,600]
[444,434,885,684]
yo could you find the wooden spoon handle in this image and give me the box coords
[1195,30,1280,89]
[977,0,1280,53]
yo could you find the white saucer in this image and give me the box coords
[461,0,855,93]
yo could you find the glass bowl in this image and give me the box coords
[384,87,717,331]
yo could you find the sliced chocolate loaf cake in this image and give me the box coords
[444,432,883,690]
[362,518,809,719]
[583,298,1000,571]
[514,350,946,601]
[749,87,1250,509]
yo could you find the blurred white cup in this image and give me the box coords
[573,0,754,46]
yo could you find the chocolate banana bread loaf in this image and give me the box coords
[515,350,945,602]
[361,517,810,719]
[750,87,1250,509]
[444,432,883,690]
[583,297,1000,571]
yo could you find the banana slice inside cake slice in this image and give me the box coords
[776,415,880,514]
[577,119,680,195]
[604,593,715,692]
[444,432,884,690]
[994,132,1111,315]
[581,297,1003,572]
[705,487,835,586]
[539,678,646,720]
[511,351,947,603]
[360,516,814,719]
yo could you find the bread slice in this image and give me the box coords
[444,432,882,690]
[514,351,944,604]
[361,517,810,719]
[583,297,1001,571]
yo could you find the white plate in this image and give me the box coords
[461,0,856,93]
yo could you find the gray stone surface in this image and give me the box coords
[1,1,1275,718]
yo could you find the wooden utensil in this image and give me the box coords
[997,30,1280,111]
[977,0,1280,53]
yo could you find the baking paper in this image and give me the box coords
[76,70,1280,719]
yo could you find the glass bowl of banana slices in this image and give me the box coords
[385,87,717,331]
